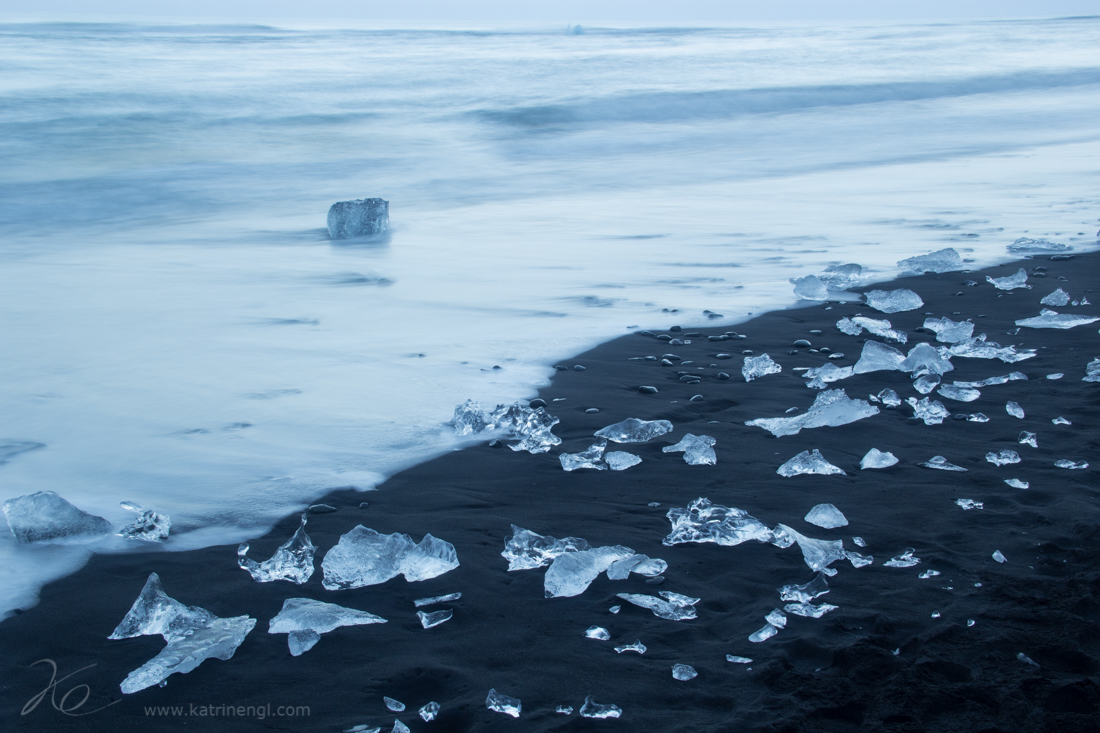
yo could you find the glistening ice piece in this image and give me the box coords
[559,441,608,471]
[860,448,898,469]
[268,598,386,656]
[777,449,846,477]
[746,389,879,437]
[3,491,112,544]
[663,498,778,547]
[986,268,1030,290]
[1008,237,1070,253]
[864,288,923,313]
[501,525,591,571]
[580,696,622,719]
[594,417,673,443]
[743,353,782,382]
[1040,288,1071,307]
[544,545,635,598]
[662,434,717,465]
[907,397,950,425]
[804,504,848,528]
[816,263,863,289]
[853,341,906,374]
[605,451,642,470]
[486,689,521,718]
[921,456,966,471]
[238,513,316,584]
[897,248,963,274]
[773,524,847,573]
[923,317,974,344]
[791,275,829,300]
[321,526,459,590]
[616,591,699,620]
[836,316,907,343]
[116,501,171,543]
[1016,309,1100,330]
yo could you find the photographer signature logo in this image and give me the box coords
[22,659,120,717]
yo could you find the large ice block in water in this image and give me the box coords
[817,263,863,290]
[1008,237,1071,253]
[486,689,521,718]
[238,513,315,584]
[773,524,847,573]
[986,450,1021,466]
[327,198,389,239]
[836,316,907,343]
[804,504,848,528]
[947,334,1036,362]
[663,498,778,547]
[109,573,255,693]
[3,491,112,544]
[544,545,635,598]
[861,448,898,469]
[268,598,386,656]
[937,385,980,402]
[1016,309,1100,330]
[321,527,458,590]
[743,353,782,382]
[897,247,963,273]
[502,525,591,571]
[986,268,1030,290]
[662,434,717,465]
[864,288,924,313]
[594,417,672,443]
[923,317,974,344]
[616,591,699,620]
[779,573,830,603]
[899,342,953,375]
[853,340,906,374]
[907,397,950,425]
[777,449,845,477]
[746,389,879,437]
[116,501,171,543]
[560,441,608,471]
[790,275,829,300]
[580,696,622,719]
[1041,288,1071,307]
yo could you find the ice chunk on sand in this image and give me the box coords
[417,609,453,628]
[884,549,920,568]
[1008,237,1070,253]
[1055,459,1088,469]
[1041,288,1071,306]
[585,625,610,640]
[1052,416,1071,425]
[560,441,608,471]
[1006,401,1024,418]
[948,335,1035,362]
[615,641,647,654]
[727,655,753,664]
[556,705,573,715]
[923,317,974,344]
[1085,358,1100,382]
[605,451,641,470]
[743,353,782,382]
[672,663,698,681]
[986,450,1021,466]
[993,550,1007,563]
[664,498,778,547]
[900,342,953,375]
[3,491,112,545]
[662,434,716,465]
[773,524,847,573]
[419,702,440,722]
[865,288,924,313]
[898,248,963,273]
[1005,478,1029,489]
[803,363,853,384]
[777,449,845,477]
[327,198,388,239]
[967,413,989,422]
[765,608,787,628]
[580,696,622,719]
[836,316,907,343]
[595,417,673,443]
[876,388,902,407]
[544,545,635,598]
[861,448,898,469]
[956,499,983,510]
[606,554,667,580]
[383,697,405,712]
[837,317,862,336]
[921,456,966,471]
[502,526,590,571]
[1016,310,1100,330]
[451,400,562,453]
[238,513,315,584]
[321,527,459,590]
[791,275,828,300]
[953,372,1027,388]
[785,602,838,618]
[616,591,699,620]
[109,573,255,693]
[116,501,171,543]
[486,689,521,718]
[749,624,778,642]
[987,268,1030,290]
[937,385,980,402]
[913,374,940,394]
[854,341,907,374]
[746,389,879,437]
[817,263,863,290]
[779,573,830,603]
[907,397,950,425]
[415,592,461,607]
[268,598,386,655]
[804,504,848,528]
[451,399,490,435]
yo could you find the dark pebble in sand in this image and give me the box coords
[574,365,586,371]
[670,325,681,332]
[645,576,666,585]
[657,334,672,341]
[717,373,730,380]
[668,338,684,345]
[555,365,569,371]
[493,365,502,370]
[662,354,681,361]
[1032,272,1046,277]
[359,502,369,509]
[794,339,811,347]
[530,398,547,408]
[716,353,733,359]
[741,350,753,355]
[953,414,969,421]
[829,353,845,360]
[707,313,723,319]
[808,329,822,334]
[585,408,599,413]
[690,395,703,402]
[309,504,338,514]
[644,356,657,361]
[819,347,830,353]
[661,359,674,366]
[639,386,659,394]
[707,335,725,341]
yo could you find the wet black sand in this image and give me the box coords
[3,253,1100,733]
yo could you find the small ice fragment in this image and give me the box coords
[1006,401,1024,418]
[921,456,966,471]
[268,598,386,656]
[986,268,1030,290]
[992,550,1007,563]
[955,499,983,510]
[837,316,908,343]
[585,626,610,640]
[913,374,940,394]
[672,663,698,681]
[605,451,642,471]
[727,655,753,664]
[615,640,647,654]
[784,602,838,618]
[417,609,453,629]
[846,550,873,568]
[501,525,590,571]
[2,491,112,544]
[1018,431,1037,448]
[414,592,461,607]
[743,353,782,382]
[1084,357,1100,382]
[774,524,847,573]
[900,342,954,375]
[556,705,574,715]
[864,288,924,313]
[419,702,440,722]
[116,501,171,543]
[765,608,787,628]
[1017,652,1040,668]
[854,341,906,374]
[817,263,863,289]
[663,498,778,547]
[919,569,941,578]
[662,434,717,465]
[953,372,1028,388]
[967,413,989,422]
[1016,310,1100,329]
[1052,417,1071,425]
[860,448,898,469]
[1055,459,1088,469]
[804,503,848,528]
[595,418,673,443]
[616,592,699,620]
[778,573,830,603]
[486,689,521,718]
[747,389,879,437]
[931,612,941,619]
[749,623,778,642]
[1005,479,1029,489]
[923,316,974,343]
[898,248,963,274]
[877,388,901,407]
[321,527,459,590]
[1008,237,1070,253]
[937,385,980,402]
[968,619,976,627]
[239,513,316,584]
[545,545,635,597]
[1047,373,1064,380]
[907,397,950,425]
[986,450,1021,466]
[560,441,609,471]
[1040,288,1071,306]
[791,274,829,300]
[384,697,405,712]
[884,549,921,568]
[580,696,622,719]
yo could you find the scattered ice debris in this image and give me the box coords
[1006,401,1025,419]
[560,441,608,471]
[791,274,829,300]
[1019,431,1037,448]
[115,501,171,543]
[664,498,778,547]
[580,696,622,719]
[992,550,1007,563]
[937,385,980,402]
[865,288,924,313]
[1017,652,1040,668]
[884,549,921,568]
[419,702,440,722]
[109,573,256,694]
[662,434,717,465]
[1008,237,1070,253]
[606,554,668,579]
[947,335,1036,362]
[907,397,950,425]
[605,451,642,471]
[321,527,459,590]
[746,389,879,437]
[987,268,1030,290]
[921,456,966,471]
[861,448,898,469]
[414,592,461,607]
[854,341,906,374]
[672,663,698,681]
[765,608,788,628]
[924,317,975,344]
[1047,373,1064,380]
[743,353,782,382]
[502,526,590,570]
[953,372,1027,388]
[556,705,574,715]
[749,624,778,642]
[615,641,647,654]
[450,399,561,453]
[919,569,941,579]
[727,655,753,664]
[269,598,386,655]
[956,499,983,510]
[616,591,699,620]
[1016,309,1100,330]
[897,248,963,273]
[585,626,610,640]
[486,689,521,718]
[900,342,954,375]
[803,363,854,384]
[876,388,902,407]
[2,491,112,544]
[1041,288,1071,307]
[1005,479,1029,489]
[967,413,989,422]
[238,514,315,584]
[417,609,453,629]
[1055,460,1088,469]
[836,316,907,343]
[545,545,635,598]
[785,602,838,618]
[1052,416,1071,425]
[777,449,846,477]
[595,418,673,443]
[818,263,864,289]
[804,503,848,528]
[986,450,1021,466]
[1084,357,1100,382]
[384,698,405,712]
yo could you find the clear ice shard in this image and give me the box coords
[746,389,879,437]
[384,697,406,712]
[834,316,907,343]
[1055,460,1088,469]
[662,434,717,465]
[743,353,782,382]
[414,592,461,607]
[804,503,848,528]
[419,702,440,722]
[327,198,389,239]
[2,491,112,544]
[560,441,608,471]
[501,525,591,570]
[417,609,453,628]
[986,450,1021,466]
[913,374,940,394]
[749,624,778,642]
[778,573,829,603]
[115,501,171,543]
[544,545,635,598]
[773,524,847,573]
[109,573,256,693]
[672,663,698,681]
[451,400,562,453]
[1041,288,1071,306]
[451,399,490,435]
[853,340,906,374]
[1005,478,1029,489]
[923,317,974,344]
[907,397,950,425]
[1016,309,1100,330]
[953,372,1027,388]
[727,655,753,664]
[947,335,1035,362]
[897,248,963,274]
[268,598,386,655]
[321,527,459,590]
[765,608,787,628]
[864,288,924,314]
[956,499,983,510]
[877,388,901,407]
[615,641,647,654]
[606,554,668,580]
[239,514,316,584]
[899,342,954,375]
[595,417,673,443]
[791,274,829,300]
[615,591,699,621]
[803,363,854,384]
[605,451,642,470]
[937,385,980,402]
[817,263,863,290]
[778,449,845,477]
[585,625,610,640]
[986,268,1030,290]
[663,498,778,547]
[993,550,1007,563]
[1008,237,1070,253]
[486,689,521,718]
[884,549,921,568]
[1006,401,1025,419]
[1086,358,1100,382]
[785,602,838,618]
[921,456,966,471]
[580,696,622,719]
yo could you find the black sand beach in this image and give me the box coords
[3,252,1100,733]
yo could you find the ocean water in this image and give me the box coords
[1,17,1099,614]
